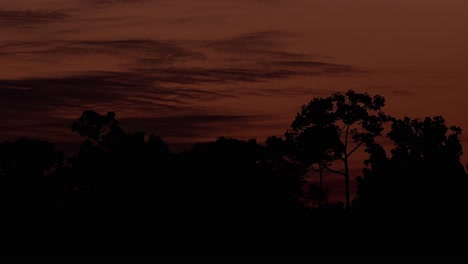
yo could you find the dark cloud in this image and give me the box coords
[0,9,69,27]
[84,0,150,5]
[361,85,457,97]
[206,31,306,60]
[121,114,268,135]
[157,15,224,25]
[208,31,295,51]
[201,31,365,77]
[68,40,199,58]
[0,68,323,123]
[0,40,204,65]
[0,28,367,153]
[1,31,364,82]
[136,67,299,84]
[118,113,282,147]
[0,71,250,151]
[414,84,454,91]
[265,60,364,75]
[0,72,151,104]
[0,69,291,152]
[0,71,241,115]
[233,87,332,97]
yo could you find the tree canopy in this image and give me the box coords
[1,94,468,260]
[286,90,389,209]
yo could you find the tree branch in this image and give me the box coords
[339,124,347,135]
[347,141,365,157]
[324,163,346,176]
[344,124,350,156]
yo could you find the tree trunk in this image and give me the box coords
[344,158,350,210]
[344,125,351,210]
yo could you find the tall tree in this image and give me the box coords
[287,90,388,209]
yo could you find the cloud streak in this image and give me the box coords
[206,31,306,60]
[0,66,317,151]
[0,8,69,27]
[0,39,203,63]
[0,71,237,113]
[0,4,369,153]
[264,60,364,75]
[136,67,299,84]
[117,113,285,152]
[0,70,284,152]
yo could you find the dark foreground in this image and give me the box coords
[2,209,467,262]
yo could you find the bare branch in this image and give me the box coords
[347,141,365,157]
[339,124,347,135]
[324,163,346,176]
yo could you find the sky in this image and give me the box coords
[1,0,468,201]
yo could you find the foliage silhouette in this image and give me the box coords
[0,138,64,212]
[354,116,468,215]
[287,90,388,209]
[2,97,468,260]
[69,110,173,215]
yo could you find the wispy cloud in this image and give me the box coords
[208,31,295,51]
[1,29,365,81]
[135,67,299,84]
[0,17,368,151]
[0,69,312,117]
[206,31,305,60]
[0,71,238,114]
[200,31,364,77]
[0,39,203,63]
[0,70,241,147]
[362,84,456,97]
[85,0,150,4]
[0,9,69,27]
[265,60,364,75]
[0,69,307,150]
[118,113,281,146]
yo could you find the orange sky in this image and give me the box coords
[1,0,468,201]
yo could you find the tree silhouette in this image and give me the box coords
[0,138,64,212]
[70,110,124,151]
[4,104,468,261]
[260,136,304,212]
[288,90,388,209]
[286,124,342,207]
[302,182,328,208]
[69,110,173,214]
[354,116,468,215]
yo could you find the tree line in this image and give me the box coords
[1,89,467,260]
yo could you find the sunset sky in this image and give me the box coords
[2,0,468,201]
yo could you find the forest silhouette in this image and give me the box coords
[1,90,468,261]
